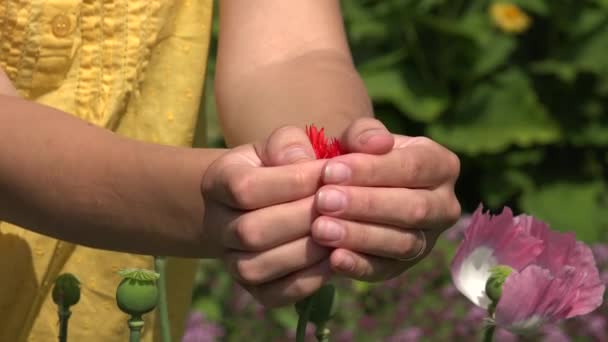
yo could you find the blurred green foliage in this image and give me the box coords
[342,0,608,243]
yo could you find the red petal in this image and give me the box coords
[306,125,343,159]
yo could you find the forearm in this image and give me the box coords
[215,0,373,146]
[0,95,226,257]
[216,50,373,145]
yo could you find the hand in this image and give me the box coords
[200,133,331,307]
[311,118,461,281]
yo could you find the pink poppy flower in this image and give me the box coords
[306,125,343,159]
[450,205,605,333]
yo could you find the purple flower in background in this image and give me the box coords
[182,311,224,342]
[582,314,607,341]
[540,325,571,342]
[493,328,519,342]
[451,205,605,333]
[335,330,354,342]
[387,326,423,342]
[591,244,608,264]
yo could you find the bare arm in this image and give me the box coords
[215,0,373,145]
[0,94,226,257]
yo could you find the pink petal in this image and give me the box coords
[514,214,577,274]
[514,215,605,318]
[495,264,605,331]
[560,242,605,318]
[452,206,543,273]
[450,206,544,306]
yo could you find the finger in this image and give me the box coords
[207,156,326,210]
[254,125,316,166]
[225,237,330,286]
[315,185,460,230]
[328,231,437,281]
[340,117,394,154]
[244,260,333,308]
[321,143,460,188]
[223,196,316,251]
[311,217,425,260]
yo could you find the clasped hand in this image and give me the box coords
[201,118,461,307]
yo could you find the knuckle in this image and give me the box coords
[397,232,420,259]
[288,280,313,301]
[413,136,434,147]
[235,259,264,286]
[234,216,264,251]
[351,224,371,251]
[410,197,431,225]
[291,168,309,190]
[446,151,461,179]
[228,174,255,208]
[351,259,369,280]
[358,189,374,214]
[402,154,423,183]
[274,124,300,137]
[446,198,462,227]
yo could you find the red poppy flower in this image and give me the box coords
[306,125,344,159]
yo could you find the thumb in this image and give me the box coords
[341,117,394,154]
[0,68,19,97]
[255,125,316,166]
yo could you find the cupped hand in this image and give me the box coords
[311,118,462,281]
[200,129,330,307]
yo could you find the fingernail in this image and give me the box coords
[317,189,346,212]
[314,219,343,242]
[283,146,313,163]
[358,128,386,144]
[338,254,355,271]
[323,162,351,184]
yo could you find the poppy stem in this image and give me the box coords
[128,316,144,342]
[296,298,313,342]
[57,306,71,342]
[155,256,172,342]
[482,324,495,342]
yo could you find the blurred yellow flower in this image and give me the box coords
[490,3,531,34]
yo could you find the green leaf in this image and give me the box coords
[473,34,517,77]
[429,68,560,155]
[520,181,608,243]
[361,68,449,122]
[530,60,578,83]
[482,169,534,207]
[192,299,222,322]
[271,307,298,330]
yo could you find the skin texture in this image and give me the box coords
[0,1,462,307]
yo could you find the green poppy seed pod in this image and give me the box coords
[116,269,159,317]
[52,273,81,308]
[295,284,338,325]
[485,265,514,304]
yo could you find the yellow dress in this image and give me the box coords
[0,0,213,340]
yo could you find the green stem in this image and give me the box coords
[128,317,144,342]
[155,256,172,342]
[296,299,314,342]
[482,325,495,342]
[315,322,330,342]
[57,306,71,342]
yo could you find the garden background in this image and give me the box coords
[185,1,608,341]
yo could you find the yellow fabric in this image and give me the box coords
[0,0,213,341]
